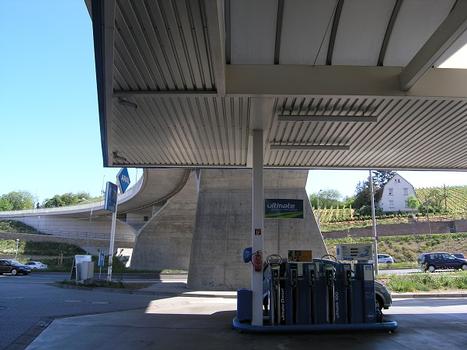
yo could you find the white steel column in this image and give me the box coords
[251,129,264,326]
[369,170,379,275]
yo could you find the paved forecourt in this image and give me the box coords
[26,296,467,350]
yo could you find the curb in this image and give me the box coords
[52,283,467,299]
[392,292,467,298]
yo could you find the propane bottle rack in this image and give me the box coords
[233,258,398,333]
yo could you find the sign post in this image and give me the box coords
[104,169,131,282]
[104,181,118,282]
[97,249,105,279]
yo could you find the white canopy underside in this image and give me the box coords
[90,0,467,170]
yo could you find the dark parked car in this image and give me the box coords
[453,253,465,259]
[0,259,30,275]
[418,252,467,272]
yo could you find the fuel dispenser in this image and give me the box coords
[238,248,397,333]
[284,262,314,325]
[324,264,336,324]
[350,263,376,323]
[355,262,377,323]
[334,263,352,324]
[263,254,286,325]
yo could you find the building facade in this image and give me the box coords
[378,174,417,212]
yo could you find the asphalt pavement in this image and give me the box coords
[0,273,161,349]
[25,296,467,350]
[2,272,466,350]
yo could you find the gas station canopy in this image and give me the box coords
[89,0,467,170]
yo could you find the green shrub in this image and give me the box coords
[385,272,467,292]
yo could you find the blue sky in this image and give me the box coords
[0,1,124,203]
[0,1,465,204]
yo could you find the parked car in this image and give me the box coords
[0,259,30,275]
[452,253,465,259]
[25,261,48,270]
[375,280,392,311]
[378,254,395,264]
[5,259,32,272]
[418,252,467,272]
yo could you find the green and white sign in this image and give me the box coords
[265,199,304,219]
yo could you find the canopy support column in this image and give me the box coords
[251,129,264,326]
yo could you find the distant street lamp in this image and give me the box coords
[316,190,322,230]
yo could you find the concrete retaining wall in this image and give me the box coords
[188,169,327,290]
[130,171,198,271]
[8,216,136,243]
[323,219,467,239]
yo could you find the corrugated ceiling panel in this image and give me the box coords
[383,0,455,66]
[110,96,249,167]
[265,96,467,169]
[114,0,215,91]
[230,0,277,64]
[333,0,395,66]
[279,0,336,65]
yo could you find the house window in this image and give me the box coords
[405,200,409,208]
[403,188,409,196]
[389,199,394,210]
[388,188,393,196]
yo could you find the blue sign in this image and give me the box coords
[117,168,131,194]
[104,182,118,212]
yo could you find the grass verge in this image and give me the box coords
[378,271,467,292]
[0,220,46,234]
[378,262,418,269]
[325,232,467,263]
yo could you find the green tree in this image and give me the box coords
[309,189,342,208]
[417,188,444,213]
[353,171,396,213]
[0,197,13,211]
[343,195,355,207]
[42,192,91,208]
[372,171,396,189]
[353,181,371,212]
[0,191,34,211]
[407,195,420,210]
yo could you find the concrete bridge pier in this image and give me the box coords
[130,172,198,271]
[187,169,327,290]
